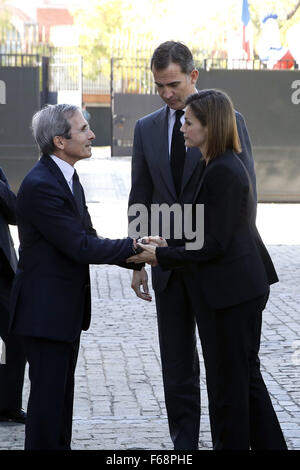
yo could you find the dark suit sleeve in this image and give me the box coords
[0,168,17,225]
[81,190,141,270]
[19,180,136,266]
[82,187,98,238]
[156,165,245,269]
[235,111,257,202]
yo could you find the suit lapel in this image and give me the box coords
[40,154,78,212]
[152,106,177,199]
[192,152,231,203]
[181,147,204,197]
[193,164,207,203]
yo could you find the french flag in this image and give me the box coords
[242,0,252,60]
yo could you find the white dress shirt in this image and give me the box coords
[50,154,75,193]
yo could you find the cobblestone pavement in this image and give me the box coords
[1,148,299,450]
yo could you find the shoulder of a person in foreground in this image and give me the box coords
[0,167,11,186]
[205,151,243,185]
[234,109,246,124]
[17,160,60,203]
[136,105,166,127]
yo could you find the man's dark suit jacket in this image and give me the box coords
[0,167,18,337]
[9,154,136,342]
[128,105,256,293]
[155,150,278,310]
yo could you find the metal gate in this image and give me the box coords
[112,93,162,156]
[49,54,82,106]
[0,54,40,192]
[111,57,162,156]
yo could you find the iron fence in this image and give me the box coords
[111,57,156,94]
[110,56,299,94]
[1,41,298,97]
[203,58,298,70]
[0,53,40,67]
[49,54,82,92]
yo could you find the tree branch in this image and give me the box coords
[287,0,300,20]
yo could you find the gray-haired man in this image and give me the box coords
[9,104,141,450]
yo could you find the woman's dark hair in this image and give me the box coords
[185,89,241,162]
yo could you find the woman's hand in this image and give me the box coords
[140,236,168,247]
[126,243,159,266]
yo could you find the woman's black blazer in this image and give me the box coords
[156,150,278,310]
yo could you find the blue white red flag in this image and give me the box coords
[242,0,252,60]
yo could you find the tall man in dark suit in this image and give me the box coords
[128,41,256,449]
[0,168,26,424]
[9,103,141,450]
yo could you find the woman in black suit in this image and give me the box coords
[127,90,287,450]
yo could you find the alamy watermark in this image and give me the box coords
[128,203,204,250]
[291,80,300,105]
[0,80,6,104]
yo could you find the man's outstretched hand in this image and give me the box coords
[131,267,152,302]
[127,236,167,267]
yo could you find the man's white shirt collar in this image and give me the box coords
[168,107,186,119]
[50,154,74,192]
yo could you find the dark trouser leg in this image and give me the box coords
[249,311,287,450]
[60,339,80,449]
[22,336,80,450]
[0,284,26,412]
[155,271,200,450]
[213,294,287,450]
[192,304,218,446]
[181,273,218,447]
[0,333,26,411]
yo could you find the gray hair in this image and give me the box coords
[31,103,80,154]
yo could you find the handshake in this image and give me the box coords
[126,236,168,267]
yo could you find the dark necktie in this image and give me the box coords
[72,170,84,217]
[170,109,186,197]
